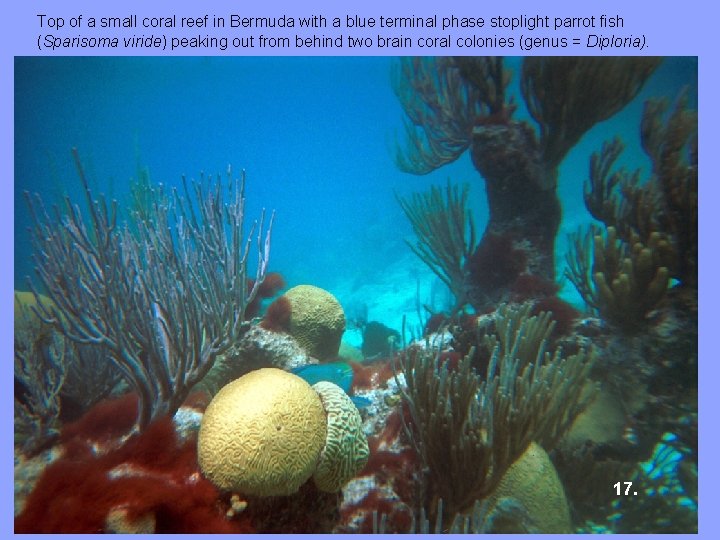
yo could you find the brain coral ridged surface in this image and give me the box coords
[284,285,346,360]
[311,381,369,492]
[486,442,572,533]
[197,368,327,497]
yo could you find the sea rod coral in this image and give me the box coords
[25,149,273,432]
[395,303,594,524]
[566,94,697,331]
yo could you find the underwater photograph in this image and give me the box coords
[14,56,697,533]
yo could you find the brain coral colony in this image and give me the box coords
[14,57,696,534]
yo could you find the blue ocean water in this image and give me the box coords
[14,57,697,333]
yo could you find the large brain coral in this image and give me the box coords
[197,368,370,499]
[283,285,346,361]
[197,368,327,496]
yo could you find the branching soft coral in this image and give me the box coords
[14,300,66,455]
[521,57,662,169]
[393,57,508,175]
[567,226,671,331]
[396,182,477,309]
[395,303,594,522]
[25,153,274,432]
[566,93,697,330]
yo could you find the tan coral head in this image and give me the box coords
[197,368,369,497]
[197,368,327,497]
[283,285,346,360]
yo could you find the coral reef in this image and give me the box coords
[14,58,696,534]
[396,303,595,522]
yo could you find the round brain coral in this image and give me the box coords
[485,442,572,533]
[284,285,346,361]
[197,368,327,497]
[311,381,369,492]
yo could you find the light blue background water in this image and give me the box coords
[14,56,697,330]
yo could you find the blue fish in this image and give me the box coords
[291,362,372,409]
[291,362,354,393]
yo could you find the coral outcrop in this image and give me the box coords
[395,57,660,310]
[195,326,313,396]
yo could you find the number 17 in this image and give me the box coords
[614,481,633,495]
